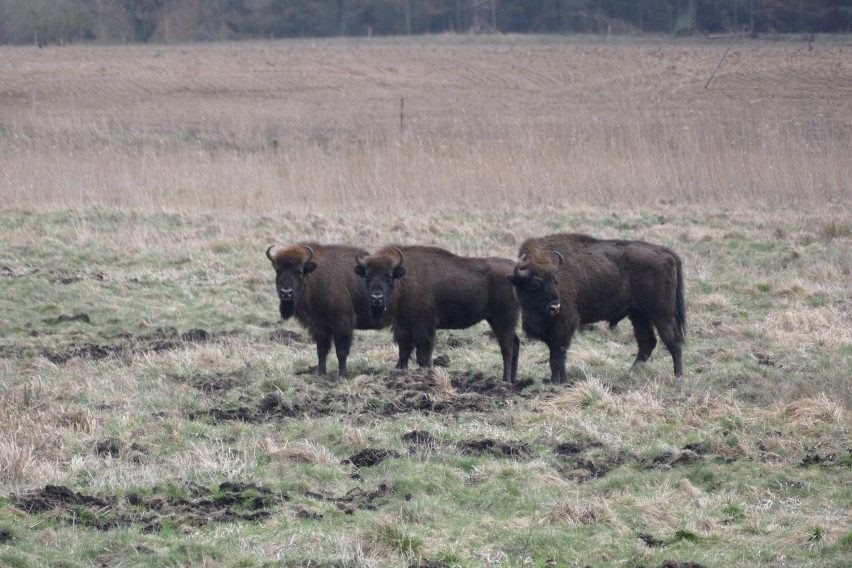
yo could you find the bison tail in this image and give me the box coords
[676,255,686,342]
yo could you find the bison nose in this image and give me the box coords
[370,292,384,306]
[279,288,293,300]
[547,302,561,316]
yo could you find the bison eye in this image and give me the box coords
[530,279,542,290]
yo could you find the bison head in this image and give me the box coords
[266,245,317,319]
[354,247,406,318]
[506,249,563,318]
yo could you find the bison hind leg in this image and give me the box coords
[510,334,520,383]
[651,315,684,377]
[628,310,657,369]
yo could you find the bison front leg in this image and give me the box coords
[394,327,414,369]
[333,330,353,378]
[314,334,332,376]
[547,330,573,384]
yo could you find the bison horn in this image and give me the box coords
[392,247,405,269]
[266,245,277,262]
[355,248,368,268]
[552,251,564,268]
[513,261,530,280]
[303,245,314,264]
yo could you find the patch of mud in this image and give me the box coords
[637,533,667,547]
[304,483,393,514]
[46,313,91,324]
[401,430,438,448]
[554,439,604,456]
[268,329,307,344]
[800,453,837,467]
[343,448,400,468]
[452,371,534,396]
[93,438,147,463]
[433,354,451,367]
[40,327,215,364]
[458,438,531,459]
[555,444,632,482]
[189,389,345,423]
[191,369,535,425]
[171,368,252,393]
[11,481,287,532]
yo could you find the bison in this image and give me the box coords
[266,243,382,377]
[354,246,521,383]
[507,234,685,383]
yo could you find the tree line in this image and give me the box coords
[1,0,849,45]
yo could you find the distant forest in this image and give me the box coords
[1,1,849,45]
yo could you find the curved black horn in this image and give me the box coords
[303,245,314,264]
[355,248,368,268]
[266,245,276,262]
[513,261,530,279]
[392,247,405,269]
[552,251,564,268]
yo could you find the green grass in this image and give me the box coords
[0,208,850,567]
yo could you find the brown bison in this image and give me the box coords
[354,246,521,383]
[507,234,685,383]
[266,243,383,377]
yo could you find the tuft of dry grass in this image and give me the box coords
[429,367,455,396]
[776,394,844,427]
[279,440,339,465]
[543,378,618,412]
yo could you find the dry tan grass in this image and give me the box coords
[279,440,339,465]
[766,306,852,347]
[776,394,845,427]
[1,39,849,215]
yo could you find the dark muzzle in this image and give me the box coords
[547,301,561,316]
[370,292,385,308]
[279,288,294,301]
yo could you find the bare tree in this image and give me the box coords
[122,0,170,41]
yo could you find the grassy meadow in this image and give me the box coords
[1,36,851,567]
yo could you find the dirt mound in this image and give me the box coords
[11,482,287,532]
[41,327,215,364]
[458,438,531,458]
[343,448,400,468]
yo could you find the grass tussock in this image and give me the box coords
[776,394,844,427]
[280,440,339,465]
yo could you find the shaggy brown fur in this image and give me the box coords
[508,234,685,383]
[267,243,383,377]
[355,245,521,383]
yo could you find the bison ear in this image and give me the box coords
[392,265,406,279]
[354,264,366,278]
[303,261,317,275]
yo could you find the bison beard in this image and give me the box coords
[508,234,686,383]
